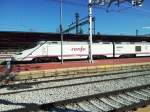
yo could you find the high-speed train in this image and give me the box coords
[12,41,150,62]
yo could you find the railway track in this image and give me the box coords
[40,85,150,112]
[1,69,150,111]
[1,69,150,95]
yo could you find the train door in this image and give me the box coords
[42,44,48,56]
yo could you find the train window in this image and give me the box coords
[135,46,141,51]
[130,42,135,44]
[16,52,22,55]
[102,42,110,44]
[115,42,121,44]
[116,46,123,48]
[51,41,58,44]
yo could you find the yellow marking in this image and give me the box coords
[12,62,150,80]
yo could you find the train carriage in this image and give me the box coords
[115,42,150,58]
[13,41,113,62]
[12,41,150,62]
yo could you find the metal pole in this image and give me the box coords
[93,17,96,35]
[136,29,139,36]
[75,13,80,34]
[88,0,93,63]
[60,0,63,64]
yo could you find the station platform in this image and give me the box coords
[1,57,150,80]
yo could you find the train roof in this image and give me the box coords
[0,31,150,49]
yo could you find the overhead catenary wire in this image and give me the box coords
[47,0,150,16]
[133,7,150,13]
[47,0,106,10]
[111,5,150,19]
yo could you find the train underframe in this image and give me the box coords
[31,53,137,63]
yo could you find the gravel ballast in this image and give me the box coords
[0,72,150,111]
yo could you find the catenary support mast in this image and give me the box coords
[88,0,93,63]
[60,0,63,64]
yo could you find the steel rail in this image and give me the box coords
[2,66,150,87]
[0,70,150,95]
[40,84,150,111]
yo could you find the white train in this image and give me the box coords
[12,41,150,62]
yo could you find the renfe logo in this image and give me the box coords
[71,46,86,52]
